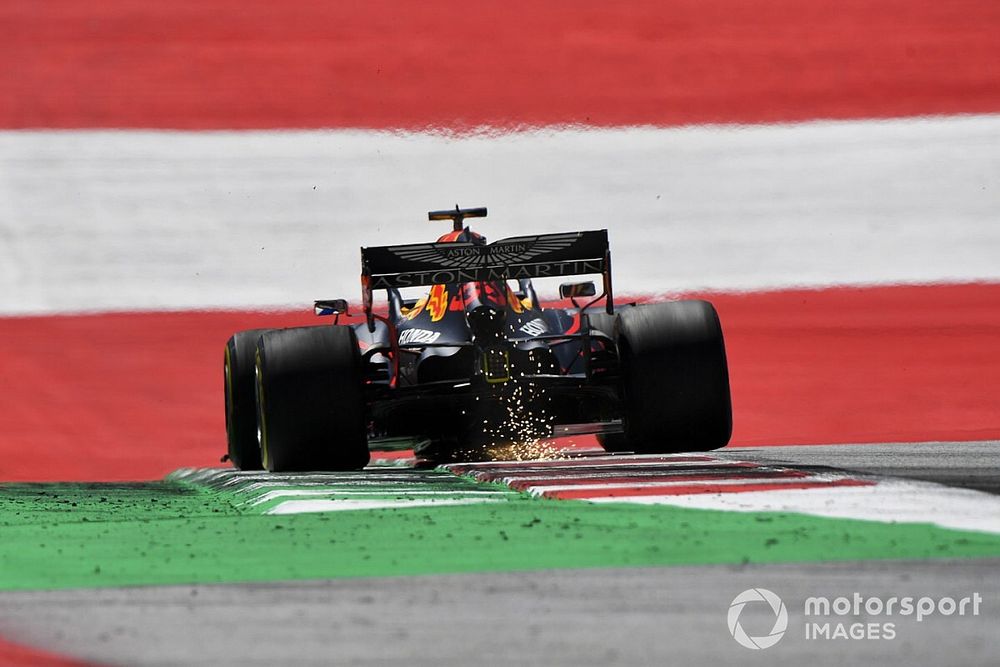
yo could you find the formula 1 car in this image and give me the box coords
[224,207,732,471]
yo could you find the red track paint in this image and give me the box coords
[506,470,808,491]
[543,478,874,499]
[457,462,759,482]
[0,636,95,667]
[0,309,314,482]
[708,283,1000,448]
[368,449,416,461]
[444,455,716,474]
[1,283,998,482]
[474,465,757,481]
[2,0,999,129]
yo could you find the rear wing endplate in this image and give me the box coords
[360,230,612,326]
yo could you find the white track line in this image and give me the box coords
[4,115,1000,313]
[590,479,1000,535]
[266,497,508,514]
[247,488,511,505]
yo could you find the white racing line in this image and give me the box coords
[587,479,1000,536]
[2,114,1000,314]
[265,497,509,514]
[247,489,510,506]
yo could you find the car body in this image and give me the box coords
[225,207,732,471]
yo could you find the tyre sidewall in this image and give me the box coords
[615,300,732,452]
[256,325,369,471]
[225,328,270,470]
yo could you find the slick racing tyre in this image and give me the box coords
[596,432,629,452]
[255,325,370,472]
[225,329,272,470]
[613,300,732,453]
[585,311,617,339]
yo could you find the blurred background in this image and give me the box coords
[2,0,999,480]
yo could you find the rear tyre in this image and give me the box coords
[225,329,271,470]
[596,432,630,453]
[613,300,732,453]
[255,326,370,472]
[585,311,617,338]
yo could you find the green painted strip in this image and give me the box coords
[2,478,1000,591]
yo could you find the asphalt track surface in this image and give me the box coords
[0,559,995,666]
[717,441,1000,495]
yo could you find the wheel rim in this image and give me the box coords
[224,345,235,450]
[254,348,269,469]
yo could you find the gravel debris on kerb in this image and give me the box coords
[168,467,520,514]
[5,458,1000,591]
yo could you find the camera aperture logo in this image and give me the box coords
[728,588,788,650]
[728,589,983,648]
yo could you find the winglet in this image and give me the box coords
[428,205,487,232]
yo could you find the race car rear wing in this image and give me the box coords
[360,229,613,326]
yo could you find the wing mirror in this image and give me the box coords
[314,299,349,323]
[559,281,596,299]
